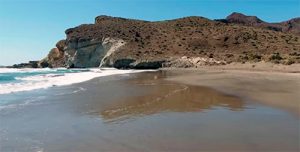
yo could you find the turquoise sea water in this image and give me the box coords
[0,68,148,109]
[0,68,88,84]
[0,68,91,107]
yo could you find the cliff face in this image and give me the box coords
[63,37,126,68]
[39,13,300,69]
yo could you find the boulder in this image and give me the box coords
[56,40,66,52]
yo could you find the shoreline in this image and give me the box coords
[164,64,300,116]
[0,68,156,95]
[1,70,299,151]
[1,63,299,115]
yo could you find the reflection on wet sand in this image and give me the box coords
[90,72,245,122]
[1,71,299,152]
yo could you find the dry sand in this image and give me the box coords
[165,63,300,116]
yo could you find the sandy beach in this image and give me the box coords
[0,69,299,152]
[1,0,299,151]
[165,63,300,116]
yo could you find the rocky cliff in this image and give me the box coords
[37,13,300,69]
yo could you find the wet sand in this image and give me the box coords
[166,68,300,116]
[0,71,299,152]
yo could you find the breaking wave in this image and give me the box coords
[0,68,152,95]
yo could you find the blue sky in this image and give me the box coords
[0,0,299,65]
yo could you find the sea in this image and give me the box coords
[0,68,149,94]
[0,68,149,106]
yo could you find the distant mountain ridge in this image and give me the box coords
[217,12,300,35]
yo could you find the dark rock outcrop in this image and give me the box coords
[113,59,136,69]
[131,60,165,69]
[112,59,164,69]
[12,61,39,68]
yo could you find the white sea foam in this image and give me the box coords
[0,68,56,73]
[0,68,154,94]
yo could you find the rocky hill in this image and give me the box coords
[33,13,300,69]
[219,12,300,36]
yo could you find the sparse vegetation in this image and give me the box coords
[268,52,284,64]
[269,52,283,60]
[59,15,300,68]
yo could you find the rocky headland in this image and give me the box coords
[14,12,300,69]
